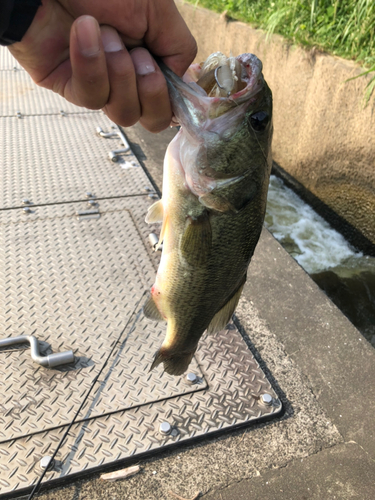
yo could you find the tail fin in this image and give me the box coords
[150,346,196,376]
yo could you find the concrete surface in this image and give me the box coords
[15,125,375,500]
[176,1,375,249]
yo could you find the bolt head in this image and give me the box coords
[186,372,198,384]
[85,192,93,198]
[22,199,30,205]
[23,207,31,214]
[40,456,54,470]
[261,393,273,406]
[159,422,171,435]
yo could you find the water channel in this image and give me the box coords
[265,175,375,347]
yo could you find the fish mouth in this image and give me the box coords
[157,52,265,135]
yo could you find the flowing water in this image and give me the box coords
[265,175,375,347]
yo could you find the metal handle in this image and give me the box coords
[96,125,130,162]
[0,335,74,368]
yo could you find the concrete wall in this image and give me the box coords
[176,1,375,247]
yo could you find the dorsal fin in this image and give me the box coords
[207,275,246,334]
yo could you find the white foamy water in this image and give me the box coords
[264,175,361,274]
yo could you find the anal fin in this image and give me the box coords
[143,294,165,322]
[207,275,246,334]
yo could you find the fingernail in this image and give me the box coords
[76,16,100,57]
[131,48,156,76]
[101,26,124,53]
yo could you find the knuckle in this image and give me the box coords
[141,116,171,134]
[104,105,140,128]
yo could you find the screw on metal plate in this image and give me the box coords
[85,192,93,198]
[148,193,158,199]
[159,422,172,435]
[23,207,32,214]
[60,109,67,117]
[261,393,273,406]
[186,372,198,385]
[148,233,162,252]
[143,186,153,193]
[87,200,97,208]
[22,198,31,205]
[40,456,55,471]
[16,111,22,119]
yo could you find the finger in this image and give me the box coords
[66,15,110,109]
[146,0,197,77]
[130,48,172,133]
[100,26,140,127]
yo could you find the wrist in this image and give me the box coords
[0,0,41,46]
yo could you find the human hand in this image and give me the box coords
[8,0,197,132]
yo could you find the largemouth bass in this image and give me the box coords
[144,52,273,376]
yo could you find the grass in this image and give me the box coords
[189,0,375,103]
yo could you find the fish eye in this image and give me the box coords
[249,111,269,132]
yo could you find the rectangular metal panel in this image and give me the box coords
[0,197,282,497]
[0,323,281,497]
[0,197,206,443]
[0,113,155,208]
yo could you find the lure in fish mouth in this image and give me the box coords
[144,52,273,376]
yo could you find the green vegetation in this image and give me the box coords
[190,0,375,102]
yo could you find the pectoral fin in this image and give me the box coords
[145,199,164,224]
[153,212,169,250]
[180,212,212,266]
[143,294,165,322]
[199,175,259,213]
[199,192,236,213]
[207,275,246,334]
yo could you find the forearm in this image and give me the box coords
[0,0,41,45]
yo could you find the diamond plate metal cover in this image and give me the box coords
[0,324,281,497]
[0,113,155,209]
[0,47,21,71]
[0,197,206,439]
[0,197,281,497]
[0,65,96,117]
